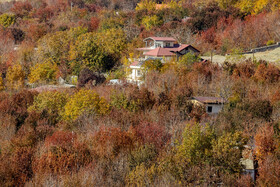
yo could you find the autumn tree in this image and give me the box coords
[28,91,68,124]
[257,155,280,187]
[0,90,37,130]
[255,124,277,162]
[90,127,134,159]
[177,123,215,165]
[10,1,33,18]
[63,89,110,121]
[0,76,4,91]
[69,32,114,73]
[36,26,87,63]
[6,64,25,90]
[28,59,58,84]
[34,131,92,175]
[211,131,246,174]
[143,59,163,73]
[142,15,163,31]
[0,13,16,28]
[178,52,201,67]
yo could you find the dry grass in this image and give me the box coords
[203,47,280,65]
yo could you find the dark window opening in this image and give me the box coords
[207,106,213,113]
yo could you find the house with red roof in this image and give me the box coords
[128,37,200,81]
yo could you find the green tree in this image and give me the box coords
[69,32,114,73]
[143,59,163,72]
[177,124,215,165]
[36,27,87,63]
[178,53,200,67]
[212,132,246,173]
[96,28,127,61]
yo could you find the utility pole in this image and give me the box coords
[211,49,216,62]
[252,49,255,63]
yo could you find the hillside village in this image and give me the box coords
[0,0,280,186]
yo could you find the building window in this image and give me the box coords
[207,106,213,113]
[136,70,142,77]
[166,42,170,47]
[155,43,162,48]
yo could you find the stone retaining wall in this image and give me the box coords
[243,42,280,54]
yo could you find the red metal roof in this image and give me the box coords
[144,47,176,57]
[144,37,176,42]
[174,44,191,52]
[130,61,139,66]
[144,44,199,57]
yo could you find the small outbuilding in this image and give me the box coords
[191,96,226,114]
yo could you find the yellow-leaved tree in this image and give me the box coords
[141,15,162,31]
[63,89,110,121]
[36,26,87,63]
[252,0,280,14]
[28,59,58,84]
[235,0,256,15]
[0,76,4,91]
[136,0,156,11]
[6,64,25,90]
[28,91,68,123]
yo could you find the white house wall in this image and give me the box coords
[205,104,223,114]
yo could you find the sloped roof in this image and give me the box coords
[192,96,226,104]
[144,47,176,57]
[130,61,140,66]
[144,37,176,42]
[170,44,200,53]
[175,44,191,52]
[144,44,200,57]
[130,60,146,67]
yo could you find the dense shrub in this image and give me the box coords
[63,89,110,121]
[0,90,37,130]
[90,127,134,159]
[34,131,92,174]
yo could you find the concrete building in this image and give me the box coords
[191,96,226,115]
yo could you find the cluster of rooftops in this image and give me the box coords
[137,36,200,58]
[129,36,200,77]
